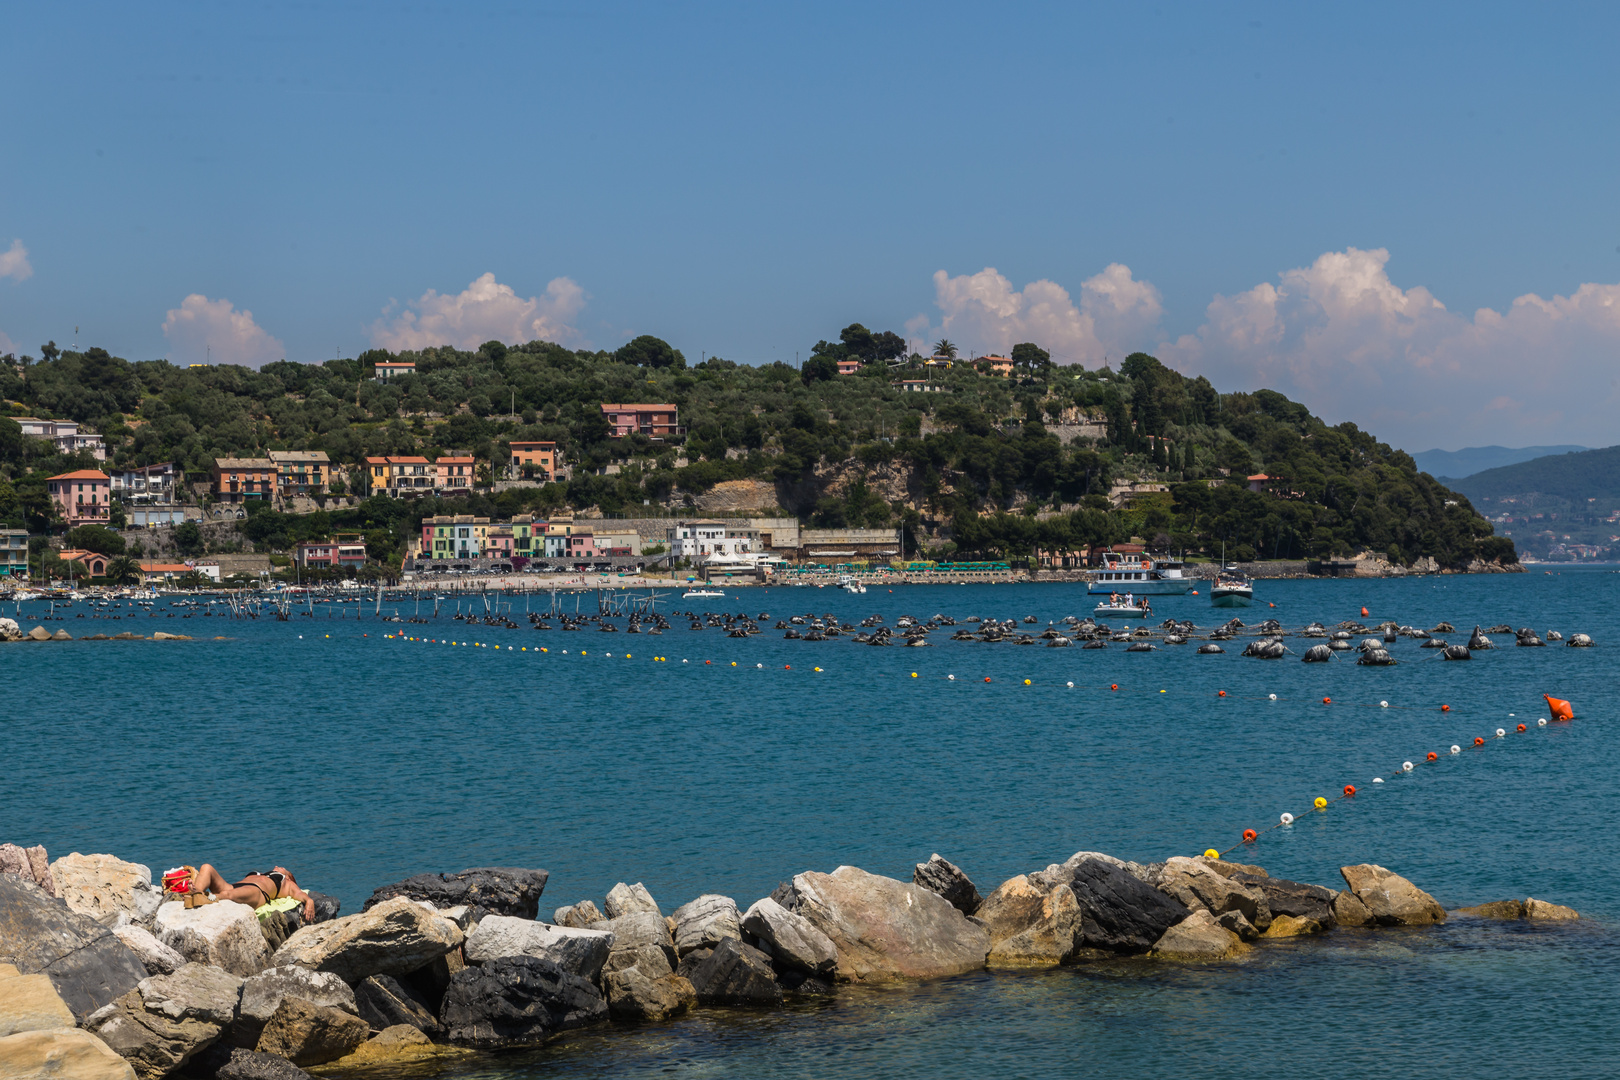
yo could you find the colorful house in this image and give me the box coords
[0,528,27,578]
[269,450,331,495]
[47,470,112,526]
[508,441,556,479]
[212,458,276,503]
[436,455,476,493]
[599,404,680,439]
[54,548,109,577]
[836,359,861,376]
[372,361,416,382]
[293,538,368,570]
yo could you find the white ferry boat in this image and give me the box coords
[1086,552,1192,595]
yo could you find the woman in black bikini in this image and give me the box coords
[190,863,316,922]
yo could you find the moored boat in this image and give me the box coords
[1210,566,1253,607]
[1087,551,1192,595]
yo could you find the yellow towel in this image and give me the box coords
[255,896,300,919]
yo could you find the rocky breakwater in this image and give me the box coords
[0,846,1587,1079]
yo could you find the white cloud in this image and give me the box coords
[0,329,16,354]
[161,294,286,367]
[1156,247,1620,448]
[369,272,588,351]
[923,263,1163,363]
[0,240,32,282]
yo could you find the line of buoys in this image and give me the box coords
[1222,691,1575,856]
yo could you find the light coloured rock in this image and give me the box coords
[1150,910,1247,960]
[1332,889,1374,927]
[1157,857,1273,931]
[49,855,163,929]
[1262,914,1323,937]
[255,997,368,1067]
[463,916,614,982]
[27,626,51,641]
[0,1027,137,1080]
[0,845,56,896]
[553,901,605,929]
[0,618,21,642]
[154,900,272,977]
[1339,865,1445,926]
[740,897,838,977]
[670,895,741,957]
[782,866,990,982]
[976,876,1083,967]
[1524,898,1579,921]
[0,875,147,1020]
[604,882,660,918]
[328,1023,472,1068]
[593,910,677,972]
[0,973,77,1036]
[1454,900,1527,919]
[110,926,185,977]
[0,964,19,978]
[1194,856,1268,880]
[51,630,72,641]
[87,963,243,1080]
[238,967,356,1044]
[601,944,674,979]
[604,967,696,1021]
[267,897,462,983]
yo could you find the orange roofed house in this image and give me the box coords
[47,470,111,527]
[600,404,680,439]
[365,456,434,497]
[508,441,557,480]
[435,455,475,494]
[212,458,276,504]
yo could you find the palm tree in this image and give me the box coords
[933,339,958,359]
[105,555,142,586]
[177,569,212,590]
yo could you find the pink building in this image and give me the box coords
[565,533,601,560]
[47,470,112,527]
[436,455,475,493]
[294,538,368,570]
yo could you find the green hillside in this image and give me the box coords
[1446,445,1620,502]
[0,335,1514,570]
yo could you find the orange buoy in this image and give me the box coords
[1361,606,1369,617]
[1322,696,1331,705]
[1110,684,1118,691]
[1242,829,1258,843]
[1218,690,1226,697]
[1474,736,1484,746]
[1517,723,1527,732]
[1441,704,1450,712]
[1343,784,1356,797]
[1426,751,1438,761]
[984,677,992,683]
[1545,694,1574,721]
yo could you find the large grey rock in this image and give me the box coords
[603,967,696,1021]
[1525,898,1580,920]
[353,974,440,1036]
[0,973,77,1036]
[1233,873,1337,927]
[237,967,356,1046]
[0,1027,137,1080]
[1156,857,1272,931]
[208,1047,314,1080]
[740,897,837,978]
[677,938,781,1006]
[363,868,548,921]
[670,895,741,957]
[110,926,185,977]
[601,944,674,979]
[976,876,1083,967]
[0,846,57,897]
[254,997,368,1067]
[0,618,21,643]
[86,962,243,1080]
[779,866,990,982]
[439,955,607,1049]
[153,900,272,977]
[1339,865,1445,926]
[911,855,982,916]
[0,875,147,1019]
[593,910,677,973]
[1063,859,1189,953]
[552,901,604,929]
[604,882,660,919]
[463,916,614,982]
[49,855,163,929]
[1150,910,1247,960]
[268,897,462,983]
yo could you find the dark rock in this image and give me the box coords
[439,955,607,1049]
[1232,874,1338,926]
[775,969,835,995]
[397,949,464,1016]
[912,854,983,916]
[305,892,340,925]
[354,973,441,1037]
[0,873,147,1019]
[1063,859,1189,953]
[364,868,548,920]
[189,1045,316,1080]
[679,938,781,1007]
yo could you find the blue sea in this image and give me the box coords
[5,569,1616,1078]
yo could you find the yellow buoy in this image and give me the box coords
[1204,850,1220,859]
[1024,679,1032,685]
[1314,797,1328,810]
[911,672,918,678]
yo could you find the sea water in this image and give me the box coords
[4,569,1616,1078]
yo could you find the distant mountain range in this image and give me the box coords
[1444,445,1620,502]
[1412,444,1588,480]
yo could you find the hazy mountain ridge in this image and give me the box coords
[1413,444,1587,480]
[1446,445,1620,503]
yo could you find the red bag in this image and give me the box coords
[163,866,197,895]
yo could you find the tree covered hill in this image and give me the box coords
[0,333,1513,568]
[1445,445,1620,503]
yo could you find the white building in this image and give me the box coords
[14,417,106,461]
[667,520,755,561]
[109,462,177,504]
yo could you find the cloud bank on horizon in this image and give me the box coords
[919,248,1620,450]
[370,273,587,352]
[161,294,285,368]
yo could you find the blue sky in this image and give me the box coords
[3,1,1618,450]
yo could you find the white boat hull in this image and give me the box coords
[1210,588,1253,607]
[1094,604,1152,619]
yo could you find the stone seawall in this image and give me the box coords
[0,844,1579,1078]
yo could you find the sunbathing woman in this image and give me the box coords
[191,864,316,922]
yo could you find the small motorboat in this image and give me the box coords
[1210,566,1253,608]
[682,589,725,599]
[1093,600,1153,620]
